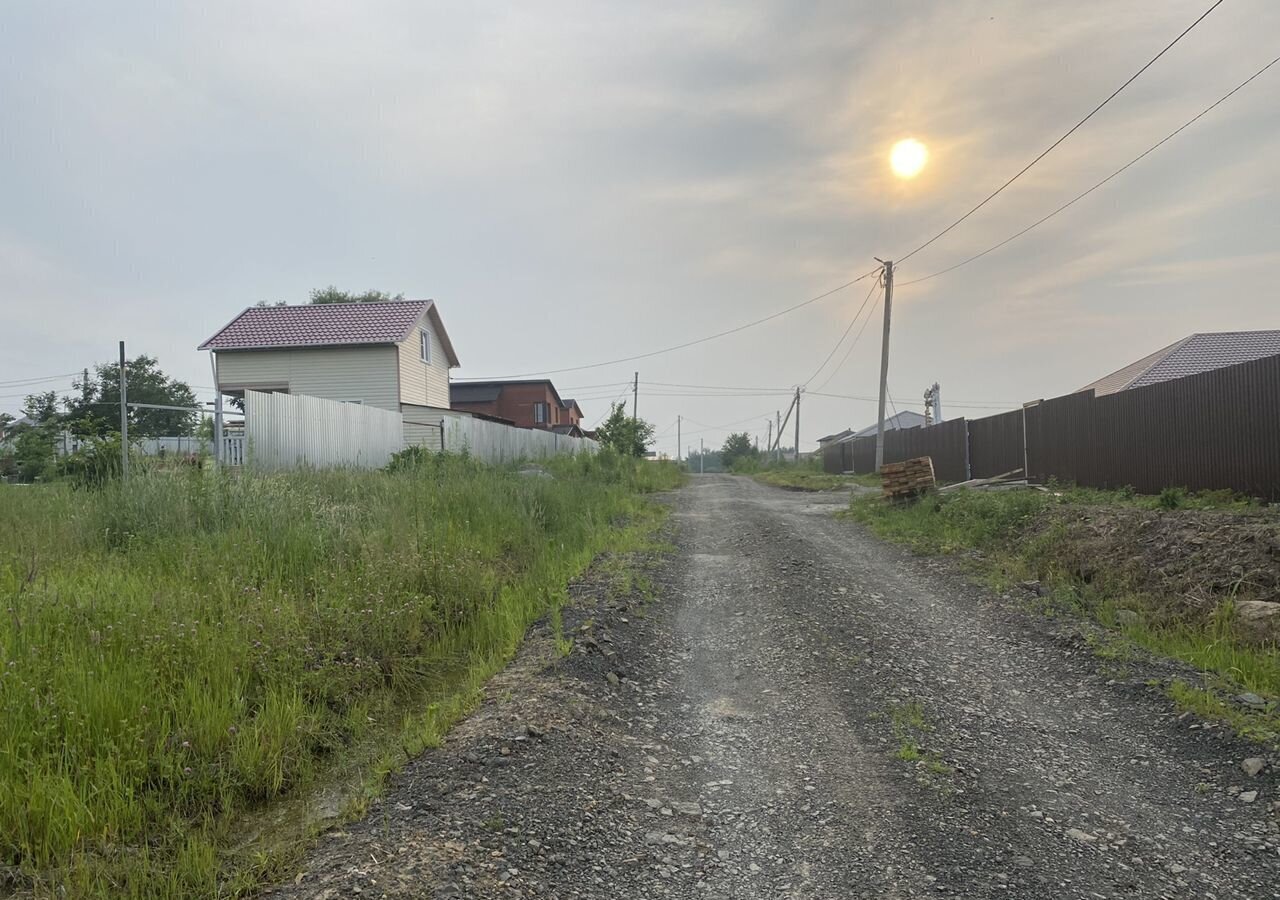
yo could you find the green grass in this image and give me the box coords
[739,458,880,492]
[0,450,682,896]
[847,486,1280,742]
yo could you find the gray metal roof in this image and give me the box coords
[847,410,927,441]
[1081,330,1280,396]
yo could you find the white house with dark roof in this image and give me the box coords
[1079,330,1280,397]
[198,300,461,413]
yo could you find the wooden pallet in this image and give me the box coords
[881,456,936,500]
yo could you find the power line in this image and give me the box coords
[899,51,1280,287]
[643,380,793,392]
[806,391,1017,410]
[0,372,81,388]
[802,275,883,387]
[812,292,882,393]
[896,0,1226,266]
[452,265,883,380]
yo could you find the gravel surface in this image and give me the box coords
[270,475,1279,899]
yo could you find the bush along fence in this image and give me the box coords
[824,352,1280,501]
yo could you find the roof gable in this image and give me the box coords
[199,300,460,366]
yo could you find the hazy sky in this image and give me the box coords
[3,1,1277,455]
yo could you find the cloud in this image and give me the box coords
[2,0,1278,441]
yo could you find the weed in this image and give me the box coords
[0,450,683,895]
[847,485,1280,745]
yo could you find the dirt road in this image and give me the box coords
[275,475,1279,899]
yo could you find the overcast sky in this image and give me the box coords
[3,0,1277,455]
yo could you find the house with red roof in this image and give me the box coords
[198,300,461,413]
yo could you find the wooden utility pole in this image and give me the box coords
[765,418,772,457]
[118,341,129,480]
[874,260,894,472]
[632,372,638,423]
[699,437,704,474]
[794,387,801,462]
[676,415,681,464]
[775,410,781,463]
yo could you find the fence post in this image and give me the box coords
[964,419,972,481]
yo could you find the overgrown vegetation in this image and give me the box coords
[847,485,1280,741]
[0,451,682,896]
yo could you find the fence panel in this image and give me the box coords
[967,410,1024,478]
[1081,353,1280,498]
[401,405,598,464]
[244,391,404,470]
[1024,390,1096,486]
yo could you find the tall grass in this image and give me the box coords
[0,451,681,895]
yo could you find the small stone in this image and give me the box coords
[606,672,620,687]
[1239,791,1259,804]
[1066,828,1097,844]
[671,801,703,818]
[1115,609,1141,627]
[1242,758,1266,778]
[1011,856,1033,868]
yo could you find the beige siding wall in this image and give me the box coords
[216,346,401,412]
[396,317,450,408]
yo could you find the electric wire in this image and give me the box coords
[812,292,882,394]
[0,372,82,388]
[898,52,1280,287]
[896,0,1226,266]
[801,273,883,387]
[452,265,883,380]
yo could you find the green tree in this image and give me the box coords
[64,356,198,438]
[22,391,60,423]
[720,432,757,469]
[595,402,655,458]
[309,286,405,304]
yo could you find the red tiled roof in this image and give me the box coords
[199,301,433,351]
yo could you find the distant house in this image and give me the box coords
[844,410,927,441]
[817,428,855,446]
[0,415,33,443]
[450,380,577,431]
[198,300,461,413]
[1080,330,1280,396]
[559,398,584,429]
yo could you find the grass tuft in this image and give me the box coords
[0,450,682,895]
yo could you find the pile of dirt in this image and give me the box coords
[1038,504,1280,639]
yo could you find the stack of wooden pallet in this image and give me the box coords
[880,456,936,500]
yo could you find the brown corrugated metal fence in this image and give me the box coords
[966,409,1024,478]
[818,353,1280,500]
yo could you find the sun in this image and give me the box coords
[890,138,928,179]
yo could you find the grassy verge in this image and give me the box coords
[739,459,880,492]
[846,486,1280,743]
[0,451,682,896]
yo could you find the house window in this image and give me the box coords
[420,329,432,364]
[533,402,548,424]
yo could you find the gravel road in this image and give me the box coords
[272,474,1279,899]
